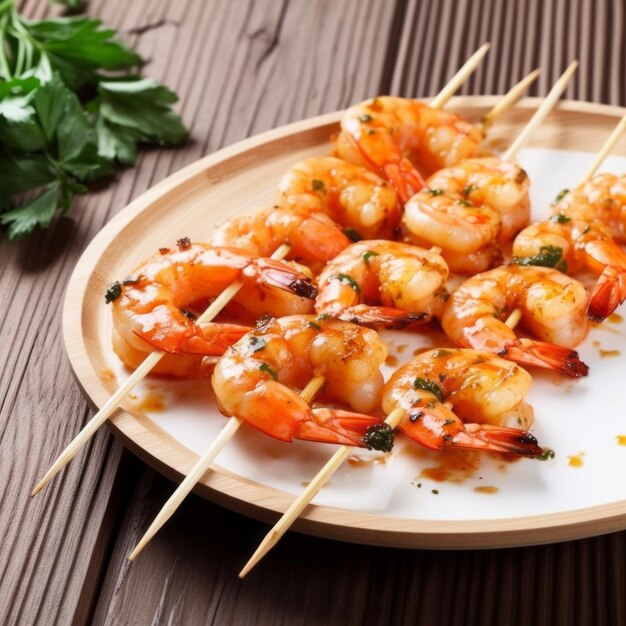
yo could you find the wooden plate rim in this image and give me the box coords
[63,96,626,549]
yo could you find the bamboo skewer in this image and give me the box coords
[479,69,540,134]
[429,42,490,109]
[31,245,291,496]
[238,406,407,578]
[502,61,578,163]
[580,114,626,183]
[128,374,325,560]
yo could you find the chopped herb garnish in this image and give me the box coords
[312,179,326,192]
[537,448,556,461]
[457,198,472,207]
[317,313,330,321]
[363,250,379,265]
[428,188,444,196]
[249,336,266,352]
[363,423,395,452]
[582,225,591,235]
[105,281,122,303]
[413,377,444,403]
[462,184,478,197]
[334,273,361,293]
[432,349,452,358]
[555,188,570,202]
[550,213,572,224]
[122,275,140,285]
[432,489,439,495]
[259,363,278,381]
[512,245,567,273]
[359,114,373,122]
[307,321,322,331]
[343,227,362,242]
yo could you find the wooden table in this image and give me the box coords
[3,0,626,623]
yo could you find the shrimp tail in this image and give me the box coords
[452,424,543,457]
[399,410,542,457]
[246,258,318,299]
[503,341,589,378]
[382,160,426,204]
[335,305,431,329]
[587,265,626,322]
[304,408,386,447]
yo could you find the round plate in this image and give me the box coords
[64,97,626,549]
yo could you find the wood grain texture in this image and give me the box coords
[3,0,626,624]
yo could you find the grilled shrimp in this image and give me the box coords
[212,315,392,448]
[403,158,531,274]
[211,205,350,274]
[441,264,590,377]
[110,242,317,375]
[382,349,543,456]
[315,241,449,327]
[554,173,626,242]
[334,96,485,202]
[513,219,626,321]
[275,157,402,239]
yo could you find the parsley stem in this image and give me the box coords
[0,15,12,79]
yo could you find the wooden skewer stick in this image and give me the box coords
[429,42,490,109]
[128,374,325,560]
[238,406,406,578]
[479,68,541,134]
[239,305,525,577]
[580,114,626,183]
[31,244,292,496]
[502,61,578,163]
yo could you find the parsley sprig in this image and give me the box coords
[0,1,187,239]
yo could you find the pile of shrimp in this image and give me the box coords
[106,95,626,469]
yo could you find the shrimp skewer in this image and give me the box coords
[32,241,299,494]
[441,264,590,377]
[512,115,626,321]
[402,62,578,275]
[315,240,449,327]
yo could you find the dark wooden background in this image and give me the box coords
[2,0,626,624]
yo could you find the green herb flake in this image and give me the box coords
[317,313,330,321]
[259,363,278,381]
[334,273,361,293]
[180,309,196,320]
[457,198,472,207]
[537,448,556,461]
[462,184,478,197]
[343,227,362,242]
[311,179,326,193]
[413,377,444,403]
[555,188,570,202]
[428,188,444,196]
[432,489,439,495]
[512,245,567,273]
[359,114,373,123]
[363,423,395,452]
[362,250,379,265]
[550,213,572,224]
[307,321,322,331]
[105,281,122,303]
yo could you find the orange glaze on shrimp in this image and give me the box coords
[211,205,350,274]
[275,156,402,240]
[441,265,590,377]
[334,96,485,202]
[110,241,318,375]
[315,240,449,327]
[382,349,543,456]
[402,158,530,274]
[212,315,392,448]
